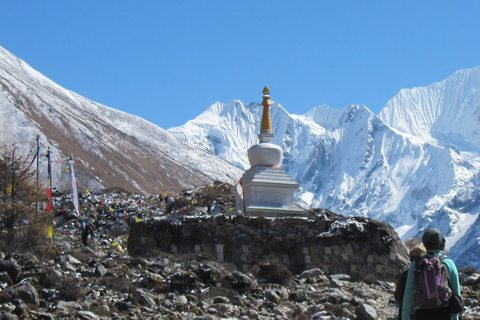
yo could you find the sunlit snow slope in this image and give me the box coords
[0,46,242,195]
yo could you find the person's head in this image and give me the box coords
[422,228,446,251]
[409,244,426,261]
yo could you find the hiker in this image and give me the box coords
[165,195,174,214]
[394,244,427,319]
[401,228,461,320]
[81,221,95,246]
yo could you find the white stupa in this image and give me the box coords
[235,86,307,217]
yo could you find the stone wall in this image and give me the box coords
[127,213,409,282]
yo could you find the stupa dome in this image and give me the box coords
[248,142,283,167]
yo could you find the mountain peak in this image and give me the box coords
[3,43,480,269]
[0,45,242,195]
[379,67,480,151]
[169,68,480,269]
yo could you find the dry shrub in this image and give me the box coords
[405,237,422,249]
[97,276,141,304]
[252,261,292,286]
[55,276,82,301]
[97,276,139,298]
[1,218,53,259]
[459,266,477,275]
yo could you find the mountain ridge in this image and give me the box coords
[0,45,242,195]
[2,44,480,269]
[168,68,480,269]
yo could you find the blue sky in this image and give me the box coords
[1,1,479,129]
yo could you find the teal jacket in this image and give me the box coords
[401,250,461,320]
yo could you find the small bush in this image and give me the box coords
[405,237,422,249]
[97,276,138,295]
[55,276,82,301]
[252,261,292,286]
[459,266,477,275]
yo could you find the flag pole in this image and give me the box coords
[46,147,54,243]
[35,135,39,219]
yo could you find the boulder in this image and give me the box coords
[355,303,377,320]
[6,253,39,270]
[4,282,39,305]
[0,272,12,287]
[94,264,107,277]
[299,267,324,279]
[0,261,21,283]
[75,311,100,320]
[223,271,254,293]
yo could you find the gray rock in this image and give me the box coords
[0,302,15,312]
[55,254,82,265]
[136,290,156,308]
[56,300,82,313]
[340,307,356,319]
[162,299,174,309]
[169,271,197,292]
[4,282,38,305]
[215,303,238,315]
[330,274,351,281]
[0,272,12,287]
[36,312,54,320]
[176,294,189,307]
[0,261,21,283]
[11,299,27,316]
[194,315,218,320]
[62,261,76,272]
[0,311,17,320]
[212,296,229,304]
[330,278,344,288]
[355,303,377,320]
[94,264,107,277]
[224,271,253,293]
[76,311,100,320]
[230,296,246,307]
[310,311,328,320]
[0,291,12,304]
[292,306,308,318]
[266,290,281,304]
[299,268,324,279]
[6,253,39,270]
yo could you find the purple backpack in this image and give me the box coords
[413,255,452,309]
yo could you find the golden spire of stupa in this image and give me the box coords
[260,86,273,133]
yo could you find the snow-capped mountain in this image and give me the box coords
[0,46,242,195]
[3,43,480,268]
[168,67,480,269]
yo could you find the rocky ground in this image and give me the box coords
[1,186,480,319]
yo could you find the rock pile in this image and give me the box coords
[1,239,480,319]
[1,186,479,319]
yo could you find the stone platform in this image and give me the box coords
[127,213,409,282]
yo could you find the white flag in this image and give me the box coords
[70,160,80,216]
[236,183,243,199]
